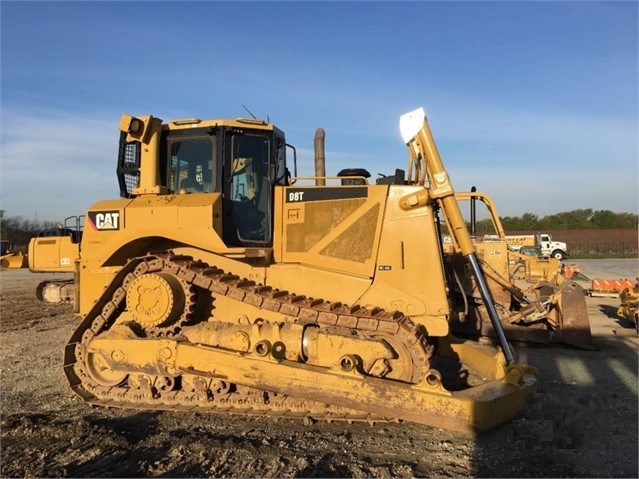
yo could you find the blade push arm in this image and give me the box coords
[399,108,515,364]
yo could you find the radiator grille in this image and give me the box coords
[286,199,366,253]
[320,203,380,263]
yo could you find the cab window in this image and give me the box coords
[168,138,216,193]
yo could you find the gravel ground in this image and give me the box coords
[0,259,637,478]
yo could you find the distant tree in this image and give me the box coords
[500,216,522,230]
[589,210,617,229]
[475,218,497,235]
[541,209,593,229]
[519,212,539,230]
[611,212,639,229]
[464,218,498,235]
[498,209,637,231]
[0,214,57,251]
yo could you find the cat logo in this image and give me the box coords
[88,211,121,231]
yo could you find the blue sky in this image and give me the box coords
[1,1,637,223]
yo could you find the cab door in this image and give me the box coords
[222,130,273,246]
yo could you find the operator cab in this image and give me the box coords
[161,124,289,247]
[117,116,293,249]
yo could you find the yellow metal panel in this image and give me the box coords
[279,185,387,278]
[171,246,267,285]
[266,263,371,305]
[272,187,285,263]
[163,117,276,133]
[28,237,78,272]
[78,267,121,315]
[107,193,225,249]
[82,198,131,267]
[358,185,450,335]
[79,194,228,316]
[474,241,511,306]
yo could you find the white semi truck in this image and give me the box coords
[485,233,568,260]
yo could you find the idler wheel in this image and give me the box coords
[85,352,127,387]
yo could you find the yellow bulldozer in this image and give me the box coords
[59,107,545,434]
[444,190,593,350]
[1,240,28,269]
[617,280,639,334]
[1,240,14,267]
[454,190,563,283]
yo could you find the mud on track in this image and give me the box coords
[1,262,637,478]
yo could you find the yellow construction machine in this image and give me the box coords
[1,240,14,267]
[617,280,639,334]
[28,216,84,304]
[1,240,28,269]
[63,108,539,434]
[453,190,563,283]
[444,190,594,350]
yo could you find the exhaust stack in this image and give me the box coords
[314,128,326,186]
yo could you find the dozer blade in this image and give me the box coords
[72,333,538,434]
[450,278,596,350]
[550,279,596,350]
[1,253,28,269]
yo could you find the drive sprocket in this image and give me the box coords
[125,271,195,336]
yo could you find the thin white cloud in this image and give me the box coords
[1,110,121,222]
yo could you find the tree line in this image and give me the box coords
[0,212,59,251]
[472,209,638,234]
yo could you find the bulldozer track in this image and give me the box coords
[64,252,434,424]
[36,279,75,302]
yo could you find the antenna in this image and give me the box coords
[242,105,257,119]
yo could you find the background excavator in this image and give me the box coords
[56,108,542,434]
[28,216,84,304]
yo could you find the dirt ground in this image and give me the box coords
[1,259,637,478]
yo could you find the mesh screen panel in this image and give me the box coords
[286,199,365,253]
[320,203,380,263]
[123,143,140,194]
[117,135,140,198]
